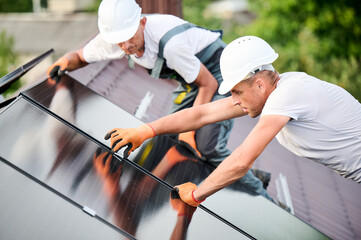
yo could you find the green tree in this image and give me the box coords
[0,0,32,12]
[0,30,19,97]
[182,0,240,43]
[0,31,17,78]
[85,0,102,12]
[183,0,361,101]
[235,0,361,101]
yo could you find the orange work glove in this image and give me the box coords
[47,56,69,84]
[104,123,155,157]
[172,182,205,207]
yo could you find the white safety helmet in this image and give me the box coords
[98,0,142,44]
[218,36,278,94]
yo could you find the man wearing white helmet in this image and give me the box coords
[106,35,361,207]
[47,1,273,201]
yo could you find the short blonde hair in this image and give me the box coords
[243,70,277,86]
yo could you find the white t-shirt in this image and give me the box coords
[261,72,361,182]
[83,14,220,83]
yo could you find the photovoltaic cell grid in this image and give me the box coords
[0,75,330,239]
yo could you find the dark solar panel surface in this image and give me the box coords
[0,158,130,240]
[0,75,330,239]
[0,97,246,239]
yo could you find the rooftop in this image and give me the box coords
[0,5,360,238]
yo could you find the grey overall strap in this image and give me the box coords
[151,23,196,79]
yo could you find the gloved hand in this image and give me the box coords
[47,56,69,84]
[105,123,155,157]
[172,182,205,207]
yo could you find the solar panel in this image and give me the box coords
[0,157,131,240]
[0,97,248,239]
[0,74,331,239]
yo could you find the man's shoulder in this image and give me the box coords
[279,72,316,85]
[144,14,188,41]
[145,14,183,23]
[280,71,308,79]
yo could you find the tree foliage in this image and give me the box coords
[184,0,361,101]
[234,0,361,101]
[0,31,20,97]
[244,0,360,59]
[85,0,102,12]
[182,0,243,44]
[0,31,17,78]
[0,0,47,12]
[0,0,32,12]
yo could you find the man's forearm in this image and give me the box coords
[64,50,88,71]
[192,115,289,201]
[193,150,252,201]
[192,63,218,107]
[150,97,246,136]
[193,85,216,107]
[149,106,206,135]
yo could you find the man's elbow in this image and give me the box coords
[211,80,219,93]
[231,154,254,177]
[235,161,252,175]
[202,79,218,96]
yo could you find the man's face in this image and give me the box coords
[230,78,267,118]
[117,18,146,56]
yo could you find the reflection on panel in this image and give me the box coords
[0,98,247,239]
[20,75,330,239]
[22,75,144,148]
[128,135,331,240]
[0,159,130,240]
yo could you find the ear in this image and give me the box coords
[255,78,266,93]
[140,17,147,27]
